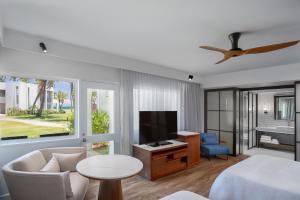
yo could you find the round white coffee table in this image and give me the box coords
[76,154,143,200]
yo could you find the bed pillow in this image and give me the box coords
[52,153,82,172]
[40,156,60,172]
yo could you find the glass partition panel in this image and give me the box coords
[220,131,233,154]
[297,144,300,161]
[249,93,253,148]
[252,93,257,147]
[242,92,249,152]
[207,91,219,110]
[296,83,300,161]
[220,111,233,131]
[207,130,219,141]
[296,84,300,113]
[236,91,240,154]
[205,89,238,155]
[220,90,233,111]
[297,113,300,142]
[207,111,219,130]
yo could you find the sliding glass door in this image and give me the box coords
[80,81,120,156]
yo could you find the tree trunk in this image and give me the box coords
[31,91,41,114]
[36,81,47,117]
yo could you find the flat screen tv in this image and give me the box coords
[139,111,178,145]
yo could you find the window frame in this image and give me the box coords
[0,73,80,145]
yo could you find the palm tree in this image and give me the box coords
[31,80,54,116]
[57,91,68,111]
[70,83,75,111]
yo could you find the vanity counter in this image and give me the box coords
[256,126,294,135]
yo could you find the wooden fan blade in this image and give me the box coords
[215,55,232,64]
[245,40,299,54]
[200,46,227,53]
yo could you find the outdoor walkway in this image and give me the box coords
[0,116,66,128]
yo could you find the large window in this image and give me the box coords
[0,75,76,140]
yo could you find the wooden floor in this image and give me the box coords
[84,155,248,200]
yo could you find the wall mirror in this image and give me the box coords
[274,96,295,120]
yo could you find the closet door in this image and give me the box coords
[296,83,300,161]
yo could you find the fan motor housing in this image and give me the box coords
[229,32,243,52]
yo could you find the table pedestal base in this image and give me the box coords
[98,180,123,200]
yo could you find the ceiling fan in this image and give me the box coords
[200,32,299,64]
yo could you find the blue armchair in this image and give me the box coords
[201,132,229,160]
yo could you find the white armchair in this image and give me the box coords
[2,147,89,200]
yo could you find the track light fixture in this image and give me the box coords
[188,75,193,81]
[39,42,47,53]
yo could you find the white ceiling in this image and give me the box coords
[1,0,300,75]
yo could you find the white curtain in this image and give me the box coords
[120,69,202,155]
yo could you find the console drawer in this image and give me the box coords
[152,158,187,179]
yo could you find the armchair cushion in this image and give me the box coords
[53,153,82,172]
[63,171,74,198]
[203,136,218,145]
[69,172,89,200]
[201,132,218,145]
[40,156,60,172]
[201,144,229,156]
[14,150,47,172]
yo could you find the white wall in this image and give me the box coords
[0,47,121,83]
[201,63,300,89]
[0,17,3,46]
[3,29,202,83]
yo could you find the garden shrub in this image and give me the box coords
[92,110,110,133]
[68,111,75,134]
[44,109,60,114]
[7,107,27,116]
[59,109,66,114]
[67,110,109,135]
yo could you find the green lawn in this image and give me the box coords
[14,110,72,123]
[0,121,67,139]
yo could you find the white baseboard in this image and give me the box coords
[0,193,10,200]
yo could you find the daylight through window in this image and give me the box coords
[0,75,75,140]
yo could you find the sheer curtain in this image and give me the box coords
[120,69,202,155]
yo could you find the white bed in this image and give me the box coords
[209,155,300,200]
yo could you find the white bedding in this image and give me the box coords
[209,155,300,200]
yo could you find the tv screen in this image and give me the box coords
[139,111,178,144]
